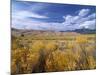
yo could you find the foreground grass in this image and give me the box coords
[11,33,96,74]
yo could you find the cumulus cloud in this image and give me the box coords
[79,19,96,29]
[62,9,96,30]
[12,10,48,19]
[78,9,90,17]
[12,8,96,31]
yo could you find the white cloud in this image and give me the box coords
[12,9,96,31]
[63,15,80,25]
[12,10,48,19]
[62,9,96,30]
[79,19,96,29]
[78,9,90,17]
[12,10,49,29]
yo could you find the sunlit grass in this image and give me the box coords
[11,33,96,74]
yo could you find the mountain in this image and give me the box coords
[11,28,96,36]
[73,28,96,34]
[57,28,96,34]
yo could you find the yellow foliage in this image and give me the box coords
[45,50,77,71]
[67,42,75,49]
[32,41,45,52]
[11,34,96,74]
[11,61,17,74]
[76,36,88,44]
[45,42,57,54]
[87,56,96,69]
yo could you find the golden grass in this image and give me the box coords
[11,34,96,74]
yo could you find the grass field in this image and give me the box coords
[11,30,96,74]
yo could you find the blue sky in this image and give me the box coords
[12,0,96,31]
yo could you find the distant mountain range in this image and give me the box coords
[11,28,96,34]
[60,28,96,34]
[74,28,96,34]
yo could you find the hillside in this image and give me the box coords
[11,28,96,36]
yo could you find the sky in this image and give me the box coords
[12,0,96,31]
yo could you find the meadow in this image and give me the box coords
[11,30,96,74]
